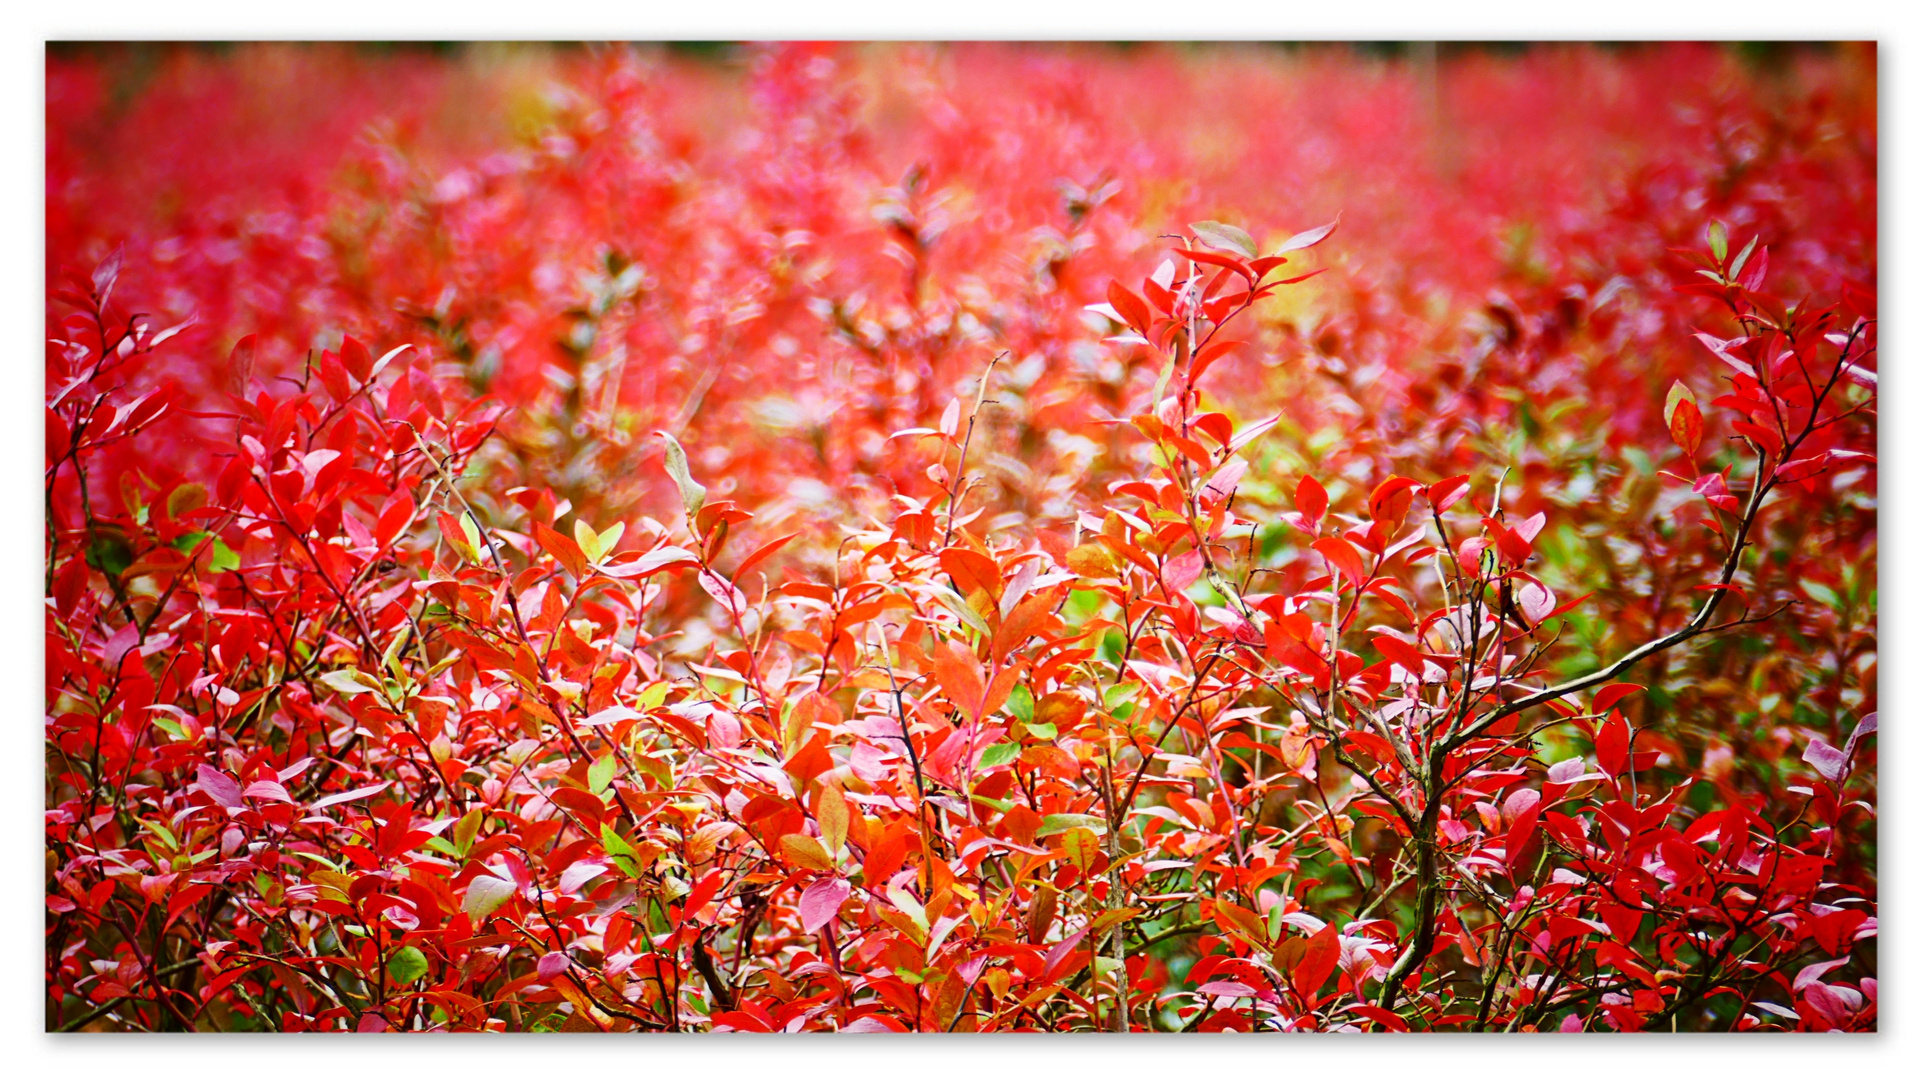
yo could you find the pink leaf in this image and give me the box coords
[1275,218,1339,254]
[800,877,851,934]
[1197,980,1262,998]
[309,781,393,811]
[1546,758,1587,785]
[1694,332,1756,377]
[559,860,609,895]
[1200,458,1248,502]
[1794,957,1851,992]
[1162,550,1205,595]
[1501,787,1541,827]
[1803,737,1848,782]
[1842,713,1877,760]
[1515,580,1555,625]
[1801,982,1849,1026]
[242,779,294,803]
[537,952,571,981]
[196,765,244,809]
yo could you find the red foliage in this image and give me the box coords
[46,42,1875,1033]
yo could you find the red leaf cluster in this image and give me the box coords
[46,42,1874,1033]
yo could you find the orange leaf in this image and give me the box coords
[941,547,1002,602]
[1669,396,1704,458]
[533,520,588,579]
[932,640,987,721]
[735,531,799,580]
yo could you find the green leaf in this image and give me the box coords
[635,682,669,711]
[138,819,180,849]
[1189,220,1258,260]
[380,623,413,679]
[600,823,636,861]
[318,669,378,697]
[934,585,993,638]
[573,519,601,562]
[1709,220,1728,263]
[1026,722,1058,740]
[588,754,615,796]
[453,808,484,857]
[573,518,625,564]
[207,538,240,573]
[657,431,707,520]
[1007,684,1034,723]
[978,742,1021,769]
[151,716,187,740]
[387,945,430,986]
[1729,234,1759,281]
[1663,381,1699,428]
[458,511,485,559]
[630,752,672,788]
[463,875,517,920]
[1060,827,1102,871]
[86,529,134,576]
[1037,813,1109,838]
[596,522,624,559]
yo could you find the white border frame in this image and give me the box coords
[8,3,1908,1075]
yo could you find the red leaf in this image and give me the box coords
[1426,474,1471,514]
[226,334,257,397]
[1295,474,1327,525]
[1289,922,1341,998]
[1346,1003,1411,1032]
[1595,711,1631,777]
[1173,248,1254,281]
[311,782,393,812]
[1591,683,1644,716]
[1162,549,1205,595]
[1312,536,1367,589]
[734,531,800,580]
[375,490,416,550]
[941,547,1002,601]
[1370,634,1425,679]
[1367,476,1419,528]
[1668,396,1704,458]
[1106,281,1151,333]
[1189,337,1243,384]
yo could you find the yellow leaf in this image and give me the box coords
[780,833,835,872]
[1065,542,1116,578]
[817,786,849,857]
